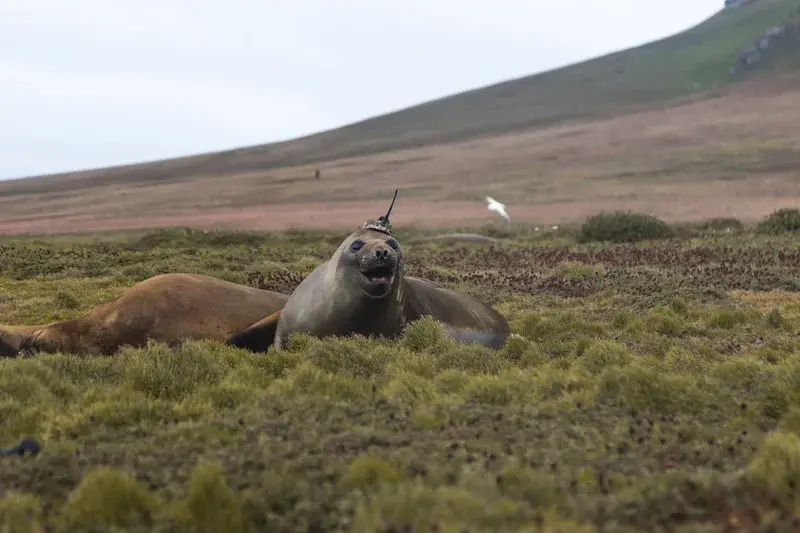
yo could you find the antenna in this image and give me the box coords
[362,189,399,235]
[380,188,399,224]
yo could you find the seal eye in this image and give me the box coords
[350,240,365,252]
[386,239,399,250]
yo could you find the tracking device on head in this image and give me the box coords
[361,188,398,235]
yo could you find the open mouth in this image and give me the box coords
[361,265,395,284]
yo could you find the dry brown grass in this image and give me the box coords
[2,73,800,235]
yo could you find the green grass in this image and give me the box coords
[3,220,800,531]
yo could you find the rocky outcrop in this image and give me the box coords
[724,0,757,8]
[730,10,800,75]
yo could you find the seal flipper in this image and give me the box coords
[403,277,511,350]
[226,311,281,353]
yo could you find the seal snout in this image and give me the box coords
[361,253,397,282]
[358,242,399,294]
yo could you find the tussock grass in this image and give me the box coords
[578,211,674,244]
[2,223,800,531]
[756,207,800,235]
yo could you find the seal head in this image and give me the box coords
[343,227,402,298]
[350,188,402,298]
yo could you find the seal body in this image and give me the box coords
[0,273,289,357]
[228,226,510,351]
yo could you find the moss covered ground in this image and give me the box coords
[1,222,800,532]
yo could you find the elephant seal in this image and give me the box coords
[227,190,511,351]
[0,273,288,357]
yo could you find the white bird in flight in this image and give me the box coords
[485,196,510,224]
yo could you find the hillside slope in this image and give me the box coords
[1,69,799,235]
[3,0,799,197]
[267,0,800,164]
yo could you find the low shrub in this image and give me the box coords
[696,217,744,233]
[578,211,674,243]
[756,208,800,235]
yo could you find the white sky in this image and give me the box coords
[0,0,723,179]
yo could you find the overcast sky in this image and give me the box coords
[1,0,724,179]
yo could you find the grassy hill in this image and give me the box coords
[263,0,800,164]
[3,0,799,196]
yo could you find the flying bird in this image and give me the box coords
[485,196,510,224]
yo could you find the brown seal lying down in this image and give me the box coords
[0,273,288,357]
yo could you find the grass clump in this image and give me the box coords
[595,363,712,415]
[305,336,392,379]
[120,340,229,401]
[756,207,800,235]
[0,492,44,533]
[766,306,785,329]
[350,483,516,533]
[170,460,248,533]
[695,216,744,233]
[555,260,606,279]
[58,467,159,531]
[343,454,405,492]
[497,335,548,368]
[662,346,714,374]
[401,316,456,354]
[575,340,633,374]
[645,306,685,336]
[747,431,800,505]
[705,307,751,329]
[578,210,674,243]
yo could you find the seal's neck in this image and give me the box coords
[335,271,408,337]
